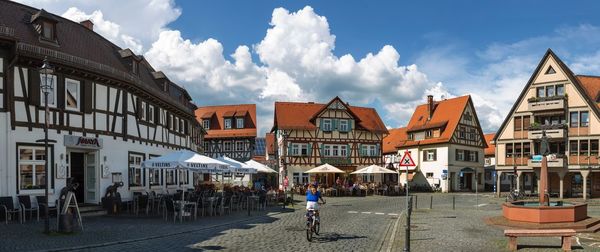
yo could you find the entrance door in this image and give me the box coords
[85,153,97,204]
[70,153,85,203]
[465,173,473,191]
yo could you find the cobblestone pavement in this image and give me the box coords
[4,193,600,251]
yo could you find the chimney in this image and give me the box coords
[427,95,434,120]
[80,20,94,31]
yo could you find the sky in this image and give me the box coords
[14,0,600,136]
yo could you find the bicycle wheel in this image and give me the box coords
[306,223,313,241]
[315,221,320,235]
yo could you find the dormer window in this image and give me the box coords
[203,119,210,130]
[132,60,138,75]
[425,130,432,139]
[224,118,232,129]
[236,117,244,129]
[42,21,54,40]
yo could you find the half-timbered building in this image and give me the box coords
[195,104,257,162]
[494,49,600,199]
[385,95,487,192]
[0,1,203,205]
[271,97,388,187]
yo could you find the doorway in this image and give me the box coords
[69,151,98,204]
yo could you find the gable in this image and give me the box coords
[451,99,486,147]
[532,56,568,84]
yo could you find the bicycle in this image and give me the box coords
[305,202,324,242]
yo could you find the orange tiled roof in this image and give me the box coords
[195,104,257,139]
[576,75,600,109]
[383,127,407,154]
[484,133,495,156]
[273,98,388,134]
[266,133,275,155]
[397,96,471,148]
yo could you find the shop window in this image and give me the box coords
[65,78,80,111]
[166,170,176,185]
[18,146,48,190]
[128,153,144,187]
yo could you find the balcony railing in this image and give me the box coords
[0,25,15,37]
[527,96,566,111]
[528,155,565,168]
[527,124,567,139]
[320,157,351,165]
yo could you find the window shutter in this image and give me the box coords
[57,75,65,109]
[320,144,324,156]
[82,80,93,113]
[350,120,354,130]
[319,119,324,130]
[358,144,363,156]
[333,119,338,130]
[433,149,437,161]
[307,143,312,157]
[287,142,292,156]
[28,69,41,106]
[136,97,142,119]
[376,144,380,157]
[347,144,351,158]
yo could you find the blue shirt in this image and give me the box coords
[306,191,320,202]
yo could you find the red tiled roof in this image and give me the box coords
[576,75,600,109]
[397,96,471,148]
[266,133,275,155]
[273,98,388,134]
[484,133,496,156]
[200,111,215,119]
[383,127,407,154]
[195,104,257,139]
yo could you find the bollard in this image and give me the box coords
[429,195,433,209]
[453,195,455,210]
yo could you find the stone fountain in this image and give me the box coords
[502,131,588,224]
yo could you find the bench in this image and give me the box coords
[504,229,576,251]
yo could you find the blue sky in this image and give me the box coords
[16,0,600,135]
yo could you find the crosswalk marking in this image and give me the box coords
[348,211,358,213]
[347,211,400,216]
[361,212,372,214]
[375,212,385,215]
[388,213,398,216]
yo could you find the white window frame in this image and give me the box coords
[457,150,465,161]
[340,145,347,157]
[148,105,154,123]
[40,74,57,107]
[425,149,436,161]
[224,141,232,151]
[291,143,300,156]
[301,144,309,156]
[225,118,232,129]
[65,78,80,111]
[332,145,339,156]
[322,119,332,131]
[180,118,184,133]
[18,146,48,192]
[426,172,434,178]
[339,120,348,132]
[166,169,176,185]
[469,151,477,162]
[236,117,244,129]
[140,101,146,121]
[324,145,332,156]
[128,153,144,187]
[236,141,245,151]
[179,170,189,185]
[203,119,210,130]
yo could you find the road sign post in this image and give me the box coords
[399,150,416,252]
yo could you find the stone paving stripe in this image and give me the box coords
[388,213,398,216]
[362,212,372,214]
[475,204,488,207]
[375,212,385,215]
[348,211,358,213]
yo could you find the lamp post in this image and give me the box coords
[40,57,54,234]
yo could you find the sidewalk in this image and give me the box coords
[0,205,294,252]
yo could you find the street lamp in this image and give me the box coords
[40,57,54,234]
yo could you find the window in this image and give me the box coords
[424,149,437,161]
[456,149,465,161]
[570,112,579,128]
[18,146,47,190]
[169,114,173,130]
[140,101,146,121]
[293,172,300,186]
[464,112,472,121]
[523,116,531,129]
[339,120,349,132]
[506,144,513,158]
[581,112,589,127]
[536,87,545,98]
[149,169,161,186]
[236,118,244,129]
[236,141,244,151]
[224,141,232,152]
[179,119,184,133]
[166,169,176,185]
[42,21,54,40]
[179,170,189,185]
[515,143,522,157]
[591,140,599,156]
[557,85,565,96]
[204,142,210,152]
[340,145,347,157]
[468,150,478,162]
[426,173,434,178]
[302,173,309,184]
[324,144,347,157]
[128,153,144,187]
[523,143,531,157]
[225,118,232,129]
[291,143,300,156]
[570,140,578,156]
[580,140,589,156]
[426,130,432,139]
[65,78,80,111]
[485,158,491,165]
[132,61,138,75]
[173,116,178,132]
[324,145,331,156]
[40,74,57,107]
[322,119,332,131]
[203,119,210,130]
[300,144,309,156]
[361,145,377,156]
[148,105,154,123]
[546,85,555,97]
[408,134,414,140]
[332,145,339,156]
[514,117,522,131]
[459,126,466,139]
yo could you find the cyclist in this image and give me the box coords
[306,185,326,221]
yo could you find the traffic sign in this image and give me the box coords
[400,151,416,167]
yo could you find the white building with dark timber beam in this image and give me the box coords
[0,1,204,206]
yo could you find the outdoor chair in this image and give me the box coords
[163,198,178,222]
[35,196,54,219]
[18,195,39,221]
[0,196,23,224]
[231,194,239,211]
[222,196,231,215]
